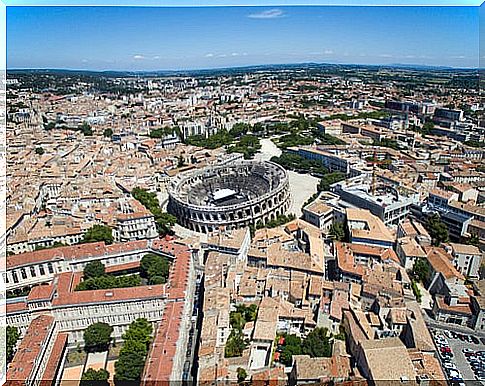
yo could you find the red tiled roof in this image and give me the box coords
[143,242,193,382]
[7,240,151,269]
[42,333,68,382]
[7,315,55,382]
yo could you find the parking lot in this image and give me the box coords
[432,328,485,384]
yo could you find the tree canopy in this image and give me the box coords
[424,213,449,246]
[329,222,345,241]
[301,327,332,358]
[279,328,333,366]
[83,261,106,279]
[81,224,114,245]
[81,368,110,386]
[413,257,431,284]
[132,187,177,236]
[114,318,153,383]
[103,128,113,138]
[7,326,20,363]
[84,322,113,353]
[75,274,142,291]
[140,253,171,284]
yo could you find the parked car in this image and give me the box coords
[463,348,474,354]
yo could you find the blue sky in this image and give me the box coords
[6,5,480,70]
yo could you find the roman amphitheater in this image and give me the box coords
[167,160,292,233]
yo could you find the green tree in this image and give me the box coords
[318,172,346,191]
[329,222,345,241]
[122,318,153,348]
[465,233,480,247]
[302,327,332,358]
[132,187,177,236]
[75,274,142,291]
[35,147,45,155]
[237,367,247,384]
[225,330,247,358]
[230,312,245,330]
[280,334,302,366]
[229,122,251,138]
[82,224,114,245]
[235,304,258,323]
[424,214,449,246]
[114,340,148,383]
[103,128,113,138]
[83,261,106,279]
[140,253,170,284]
[413,257,431,284]
[84,322,113,353]
[7,326,20,363]
[81,368,110,386]
[422,121,434,135]
[80,122,93,136]
[177,155,186,168]
[155,213,177,236]
[114,319,153,383]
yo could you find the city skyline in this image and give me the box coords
[7,5,480,70]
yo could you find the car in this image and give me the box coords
[471,336,480,344]
[448,370,461,378]
[443,363,458,371]
[463,348,475,353]
[436,337,449,345]
[444,330,453,339]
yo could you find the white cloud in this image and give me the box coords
[205,53,214,58]
[231,52,239,56]
[133,54,145,60]
[248,9,284,19]
[81,59,89,63]
[451,55,466,59]
[218,54,227,58]
[378,53,393,58]
[324,50,334,55]
[153,55,160,60]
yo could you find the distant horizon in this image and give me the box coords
[7,6,480,70]
[6,60,481,73]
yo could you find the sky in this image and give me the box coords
[6,5,481,70]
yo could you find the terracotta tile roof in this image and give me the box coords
[42,333,68,382]
[7,240,150,269]
[143,242,193,382]
[27,283,55,302]
[425,247,464,281]
[7,315,55,382]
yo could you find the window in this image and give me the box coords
[12,271,19,283]
[30,266,36,277]
[47,263,54,274]
[39,265,45,275]
[20,268,27,280]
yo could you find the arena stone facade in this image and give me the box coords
[168,160,292,233]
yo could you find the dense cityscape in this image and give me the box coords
[4,61,484,386]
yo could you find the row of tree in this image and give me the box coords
[77,253,171,291]
[114,319,153,382]
[80,318,153,384]
[132,187,177,236]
